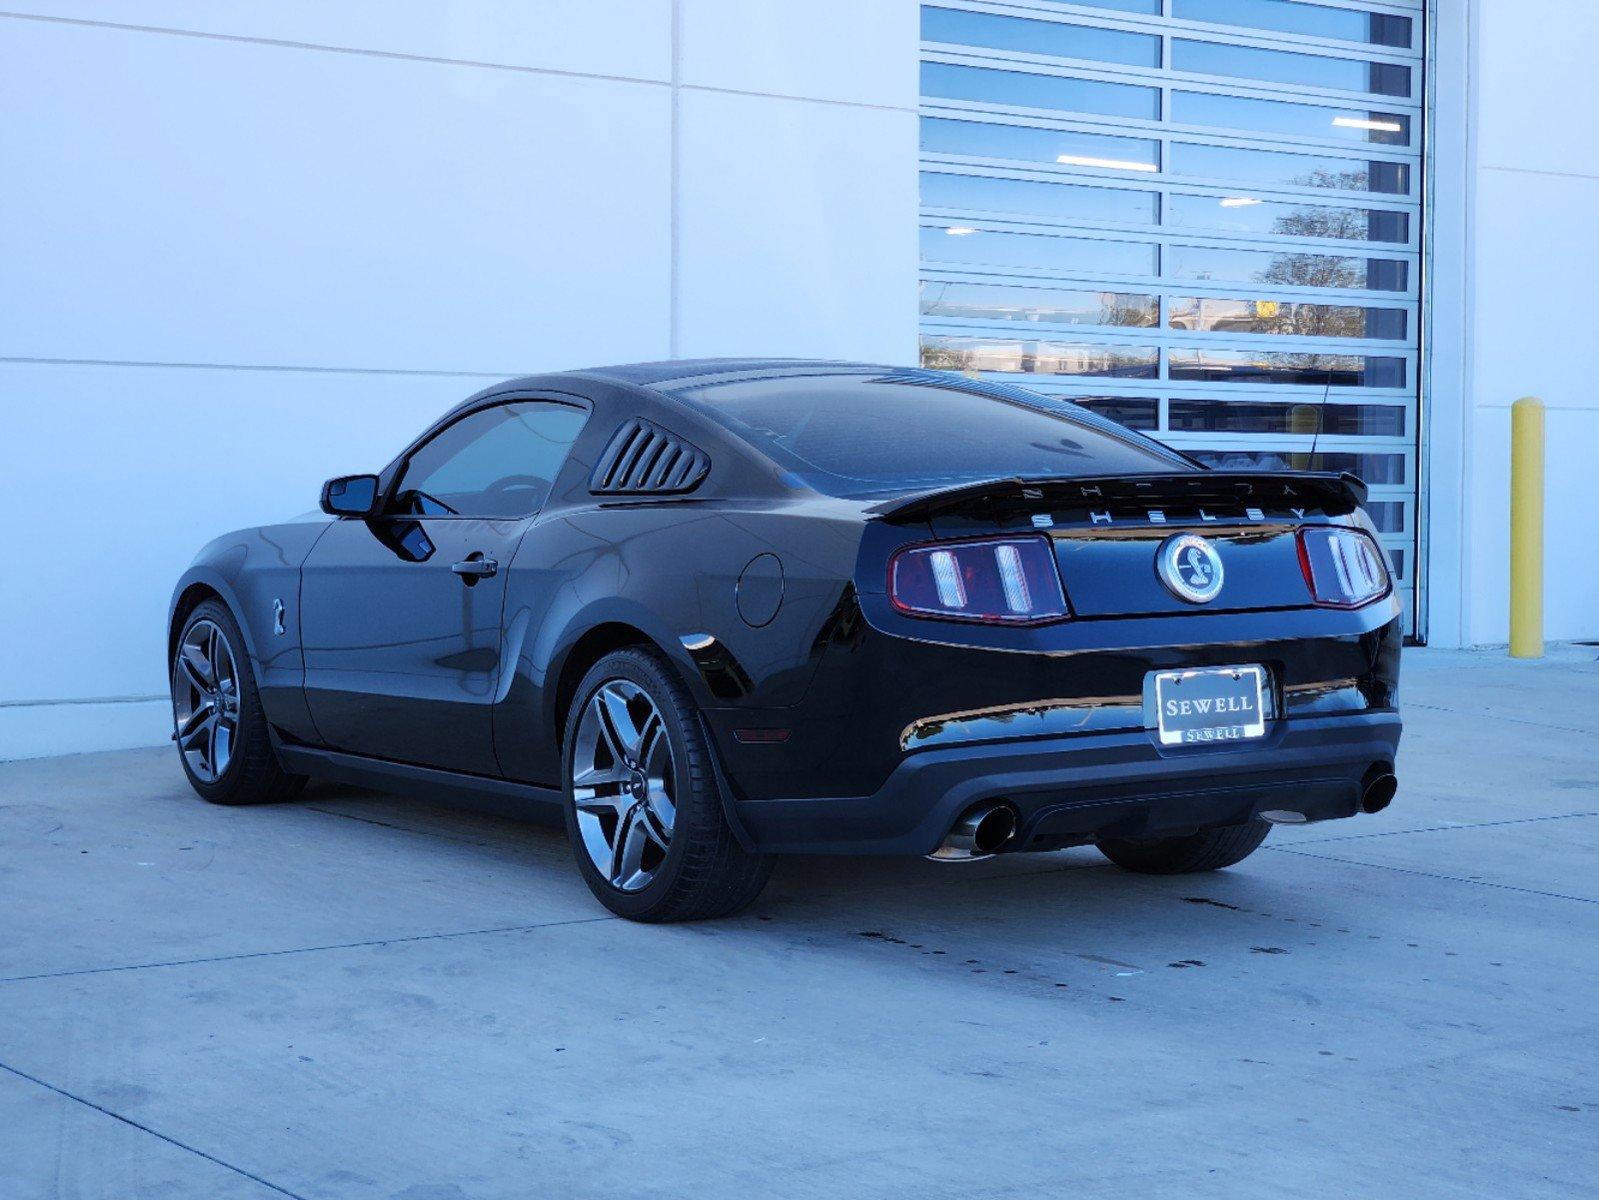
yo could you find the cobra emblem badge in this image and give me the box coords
[1156,534,1224,604]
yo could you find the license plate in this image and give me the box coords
[1151,665,1268,747]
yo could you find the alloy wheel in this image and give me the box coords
[571,679,677,892]
[172,618,241,783]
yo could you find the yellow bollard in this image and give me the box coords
[1509,397,1545,658]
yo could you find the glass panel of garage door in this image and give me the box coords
[918,1,1425,633]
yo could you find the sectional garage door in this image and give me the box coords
[918,0,1424,628]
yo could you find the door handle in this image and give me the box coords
[452,554,498,581]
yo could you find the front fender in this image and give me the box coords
[170,564,256,660]
[168,521,330,744]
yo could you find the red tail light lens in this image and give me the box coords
[889,536,1069,624]
[1297,527,1391,608]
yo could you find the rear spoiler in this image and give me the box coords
[867,470,1369,522]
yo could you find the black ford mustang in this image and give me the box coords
[169,360,1401,921]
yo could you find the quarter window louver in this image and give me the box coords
[591,418,710,495]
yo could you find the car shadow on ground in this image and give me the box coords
[293,775,1369,984]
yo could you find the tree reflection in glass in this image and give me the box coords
[920,281,1158,328]
[920,336,1158,378]
[1169,297,1404,340]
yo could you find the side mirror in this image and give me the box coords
[320,474,380,517]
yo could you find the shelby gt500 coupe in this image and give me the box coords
[169,360,1401,921]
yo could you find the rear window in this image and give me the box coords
[668,371,1189,498]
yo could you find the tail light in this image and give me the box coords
[889,536,1069,624]
[1297,526,1390,608]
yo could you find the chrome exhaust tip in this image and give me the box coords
[927,803,1018,862]
[1360,765,1398,814]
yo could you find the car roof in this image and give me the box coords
[431,359,1197,494]
[466,358,1193,467]
[499,358,1100,411]
[575,358,873,388]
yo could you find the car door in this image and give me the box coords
[299,398,588,774]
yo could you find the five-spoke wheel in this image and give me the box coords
[571,679,678,893]
[562,648,772,921]
[171,598,305,805]
[173,617,241,783]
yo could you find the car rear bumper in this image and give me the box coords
[731,710,1401,856]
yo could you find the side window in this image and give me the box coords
[393,401,587,518]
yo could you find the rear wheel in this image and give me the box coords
[562,647,772,922]
[1097,820,1270,875]
[172,599,305,806]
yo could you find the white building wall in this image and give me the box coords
[0,1,918,760]
[1434,0,1599,648]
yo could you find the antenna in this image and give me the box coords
[1308,366,1333,466]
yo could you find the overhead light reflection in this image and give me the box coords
[1219,196,1262,208]
[945,226,979,236]
[1332,116,1403,132]
[1056,154,1157,172]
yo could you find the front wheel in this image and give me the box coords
[172,598,305,806]
[562,647,773,922]
[1098,819,1270,875]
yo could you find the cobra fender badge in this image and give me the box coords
[272,598,286,636]
[1156,534,1224,604]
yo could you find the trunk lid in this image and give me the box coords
[871,471,1366,618]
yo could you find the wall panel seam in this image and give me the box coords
[0,10,673,87]
[0,696,167,708]
[682,83,917,112]
[669,0,681,358]
[0,12,918,112]
[1477,163,1599,183]
[0,357,516,379]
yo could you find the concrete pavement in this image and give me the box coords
[2,647,1596,1199]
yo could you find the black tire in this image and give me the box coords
[562,646,773,922]
[1097,819,1270,875]
[172,598,306,806]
